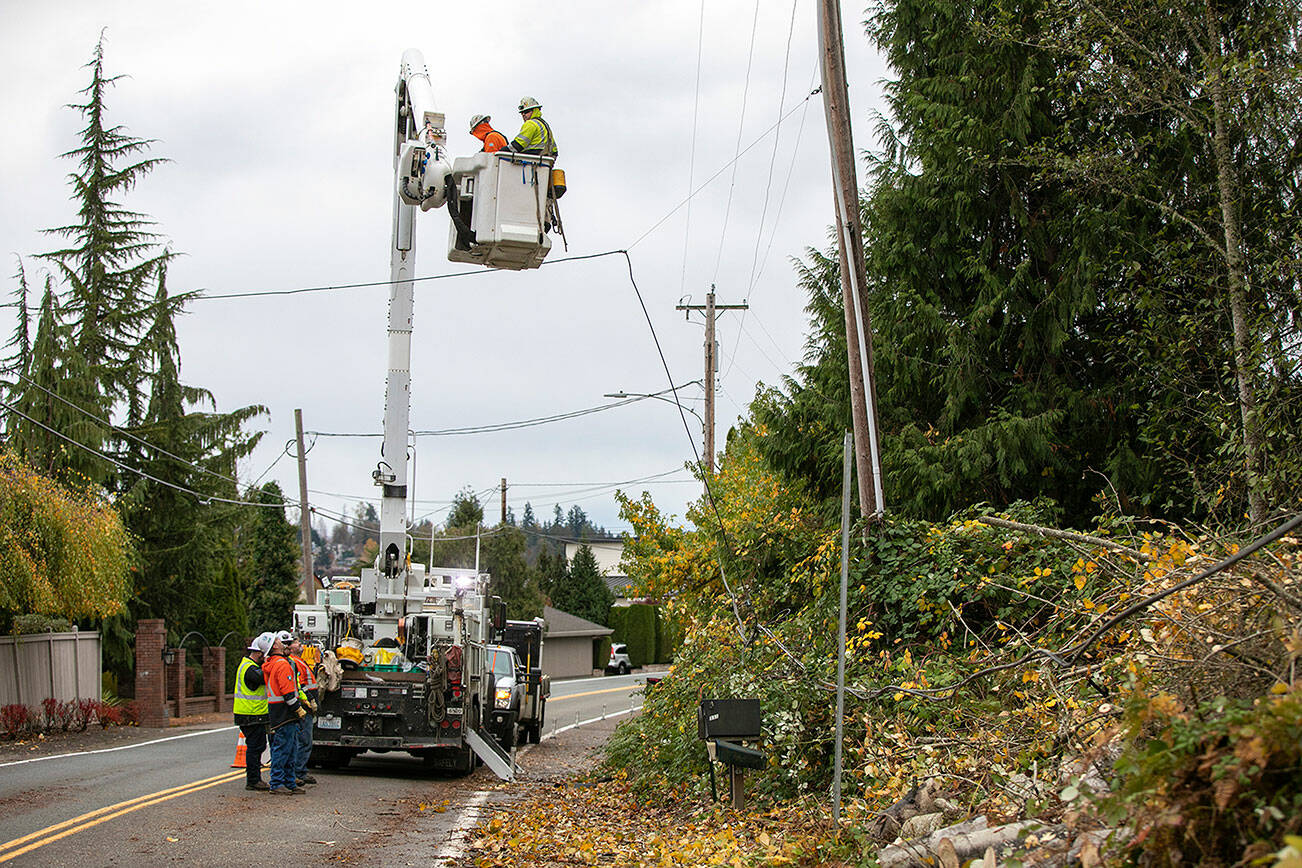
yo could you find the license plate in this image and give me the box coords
[317,715,342,730]
[446,706,463,716]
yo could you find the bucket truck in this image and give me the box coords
[293,50,556,781]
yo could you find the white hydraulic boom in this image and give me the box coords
[370,49,554,604]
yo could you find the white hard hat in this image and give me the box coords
[517,96,541,113]
[276,630,294,644]
[254,632,274,654]
[470,114,490,132]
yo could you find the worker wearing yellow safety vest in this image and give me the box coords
[288,634,319,788]
[233,633,272,791]
[263,633,305,794]
[507,97,558,159]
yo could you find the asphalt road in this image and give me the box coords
[0,671,648,866]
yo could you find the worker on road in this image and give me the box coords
[263,632,305,795]
[234,634,271,791]
[507,97,558,159]
[287,633,319,788]
[470,114,507,153]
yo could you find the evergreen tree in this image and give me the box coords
[39,35,169,429]
[482,525,543,619]
[521,501,536,530]
[1,260,32,416]
[119,263,263,632]
[446,487,484,530]
[245,482,300,634]
[551,544,613,626]
[566,504,589,539]
[6,278,106,483]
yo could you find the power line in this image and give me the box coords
[194,250,626,302]
[628,87,822,251]
[711,0,764,285]
[747,0,801,294]
[11,371,276,499]
[0,397,287,510]
[306,384,699,438]
[680,0,707,302]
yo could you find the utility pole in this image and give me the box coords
[817,0,885,519]
[677,287,747,474]
[294,408,314,604]
[500,477,507,525]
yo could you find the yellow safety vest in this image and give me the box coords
[510,117,558,159]
[233,656,269,716]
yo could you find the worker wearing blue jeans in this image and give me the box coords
[288,637,319,787]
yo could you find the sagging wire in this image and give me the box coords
[0,397,287,510]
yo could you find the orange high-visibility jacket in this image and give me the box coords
[291,654,317,701]
[472,122,508,153]
[263,653,300,727]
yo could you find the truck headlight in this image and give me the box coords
[495,687,511,709]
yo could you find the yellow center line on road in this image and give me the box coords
[551,685,640,702]
[0,769,245,863]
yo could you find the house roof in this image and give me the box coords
[543,605,613,638]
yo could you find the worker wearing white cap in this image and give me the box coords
[233,636,270,791]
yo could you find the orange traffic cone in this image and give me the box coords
[232,731,247,768]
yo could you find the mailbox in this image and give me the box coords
[697,698,762,740]
[713,739,765,770]
[698,698,764,809]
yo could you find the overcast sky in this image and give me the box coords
[0,1,888,538]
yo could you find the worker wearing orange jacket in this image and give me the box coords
[263,634,304,794]
[469,114,507,153]
[287,634,319,788]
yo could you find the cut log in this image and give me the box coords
[877,819,1040,868]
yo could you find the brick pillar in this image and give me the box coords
[166,647,186,715]
[203,647,227,713]
[134,619,168,728]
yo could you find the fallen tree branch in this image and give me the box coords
[976,516,1149,561]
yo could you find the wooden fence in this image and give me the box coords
[0,630,101,707]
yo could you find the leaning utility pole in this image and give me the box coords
[677,287,747,474]
[294,408,314,603]
[817,0,885,519]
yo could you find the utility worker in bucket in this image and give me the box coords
[507,97,558,159]
[470,114,508,153]
[233,633,271,791]
[263,632,305,795]
[286,633,319,788]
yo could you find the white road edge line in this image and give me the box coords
[435,703,644,865]
[0,725,237,768]
[545,704,643,740]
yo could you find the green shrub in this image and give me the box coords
[623,604,656,667]
[654,607,679,663]
[593,636,612,670]
[607,605,629,643]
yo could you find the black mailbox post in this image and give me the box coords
[699,698,763,809]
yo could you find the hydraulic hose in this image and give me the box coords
[444,174,477,249]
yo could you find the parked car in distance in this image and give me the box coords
[605,642,633,675]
